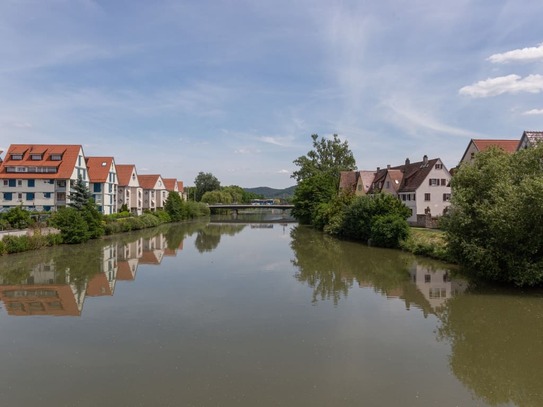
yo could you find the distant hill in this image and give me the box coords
[244,185,296,199]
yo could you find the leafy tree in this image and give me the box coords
[164,191,184,221]
[4,206,32,229]
[49,207,90,244]
[444,144,543,286]
[201,190,233,204]
[340,194,411,247]
[222,185,244,203]
[291,134,356,225]
[194,172,220,201]
[69,176,92,210]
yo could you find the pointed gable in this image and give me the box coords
[339,171,358,193]
[138,174,165,190]
[86,156,115,183]
[116,164,139,187]
[518,130,543,150]
[162,178,178,192]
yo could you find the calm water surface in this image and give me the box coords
[0,219,542,407]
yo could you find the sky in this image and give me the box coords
[0,0,542,188]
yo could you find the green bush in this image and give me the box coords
[49,207,90,244]
[0,240,5,255]
[2,235,30,253]
[370,214,410,248]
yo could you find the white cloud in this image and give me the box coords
[459,74,543,97]
[523,108,543,116]
[487,43,543,64]
[277,169,290,174]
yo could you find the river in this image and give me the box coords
[0,219,541,406]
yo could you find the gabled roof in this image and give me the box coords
[472,139,519,153]
[116,164,138,187]
[0,144,83,179]
[162,178,178,192]
[138,174,164,190]
[86,272,112,297]
[357,171,376,194]
[387,169,404,193]
[177,181,184,192]
[86,156,115,183]
[394,157,440,192]
[520,131,543,148]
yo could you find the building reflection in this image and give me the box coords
[0,227,186,317]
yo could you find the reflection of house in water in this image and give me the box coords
[86,243,118,297]
[409,264,468,311]
[139,234,167,265]
[117,238,143,280]
[0,260,86,316]
[250,224,274,229]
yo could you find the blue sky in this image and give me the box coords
[1,0,542,188]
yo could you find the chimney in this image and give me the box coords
[423,155,428,166]
[405,158,410,165]
[377,166,380,171]
[387,164,391,170]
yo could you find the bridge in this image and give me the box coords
[207,204,294,211]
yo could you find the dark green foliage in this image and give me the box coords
[291,134,356,225]
[119,203,129,213]
[444,144,543,286]
[194,172,220,201]
[164,191,184,221]
[68,176,92,210]
[4,206,32,229]
[340,194,411,246]
[83,201,104,239]
[49,207,90,244]
[201,190,233,204]
[370,214,410,248]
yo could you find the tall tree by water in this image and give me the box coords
[194,172,220,201]
[291,134,356,224]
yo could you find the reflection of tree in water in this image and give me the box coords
[290,225,451,312]
[436,289,543,407]
[194,224,245,253]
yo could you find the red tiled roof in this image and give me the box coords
[138,174,162,190]
[177,181,184,192]
[86,272,112,297]
[0,144,83,179]
[472,139,519,153]
[86,156,114,183]
[116,164,137,186]
[162,178,177,192]
[339,171,358,192]
[117,261,136,281]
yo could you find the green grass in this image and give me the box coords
[400,228,454,263]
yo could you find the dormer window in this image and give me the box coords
[11,154,23,160]
[30,154,42,160]
[50,154,62,161]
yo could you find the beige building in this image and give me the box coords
[0,144,89,211]
[138,174,167,211]
[86,156,118,215]
[116,164,143,215]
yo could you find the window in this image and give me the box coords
[424,193,431,201]
[43,206,51,211]
[443,193,451,202]
[429,178,439,186]
[4,193,12,201]
[57,180,66,187]
[50,154,62,161]
[28,179,35,187]
[10,154,22,160]
[26,193,34,200]
[435,163,443,169]
[8,179,16,187]
[440,179,446,186]
[94,184,102,193]
[17,180,22,186]
[17,193,23,200]
[386,181,390,189]
[30,154,42,160]
[44,192,51,199]
[424,274,431,283]
[57,192,66,201]
[357,184,362,191]
[3,180,7,186]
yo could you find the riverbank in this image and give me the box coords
[400,228,452,263]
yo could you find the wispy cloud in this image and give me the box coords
[488,43,543,64]
[459,74,543,97]
[523,108,543,115]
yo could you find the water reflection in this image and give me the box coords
[0,222,230,316]
[290,225,466,314]
[194,223,246,253]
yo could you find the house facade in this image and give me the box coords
[86,156,118,215]
[116,165,143,215]
[138,174,167,211]
[0,144,89,212]
[459,139,519,165]
[517,130,543,150]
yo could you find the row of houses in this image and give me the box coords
[0,144,187,215]
[340,130,543,226]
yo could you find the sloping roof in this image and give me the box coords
[358,171,376,193]
[0,144,83,179]
[472,139,519,153]
[339,171,358,193]
[116,164,137,186]
[367,168,388,194]
[387,169,404,193]
[86,156,114,183]
[162,178,177,192]
[138,174,163,190]
[86,272,112,297]
[394,157,440,192]
[117,261,136,281]
[177,181,184,192]
[521,131,543,147]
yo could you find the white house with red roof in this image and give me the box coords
[459,139,519,165]
[86,156,118,215]
[138,174,167,211]
[116,164,143,216]
[0,144,89,211]
[176,181,187,201]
